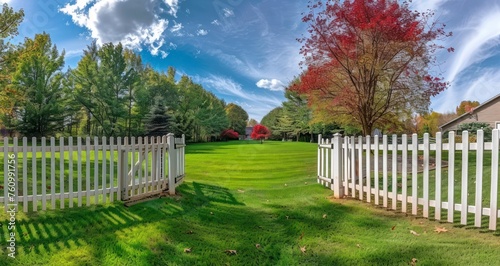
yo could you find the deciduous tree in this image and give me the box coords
[294,0,452,135]
[251,124,271,143]
[456,100,480,116]
[225,103,248,135]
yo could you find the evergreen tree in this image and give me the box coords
[144,97,171,137]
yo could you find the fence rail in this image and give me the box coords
[318,130,500,231]
[1,133,186,212]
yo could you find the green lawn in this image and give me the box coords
[1,141,500,265]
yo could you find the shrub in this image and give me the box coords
[220,129,239,140]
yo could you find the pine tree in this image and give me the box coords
[144,97,171,137]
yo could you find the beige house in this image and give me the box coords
[440,94,500,132]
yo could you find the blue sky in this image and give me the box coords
[4,0,500,122]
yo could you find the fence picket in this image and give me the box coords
[351,136,356,198]
[461,131,469,225]
[412,134,418,215]
[23,138,28,212]
[68,137,73,208]
[145,137,150,193]
[32,137,37,212]
[374,135,379,205]
[344,136,349,196]
[392,134,397,210]
[489,129,499,230]
[102,137,107,204]
[448,131,455,223]
[423,133,429,218]
[366,136,371,202]
[382,135,388,208]
[59,137,64,209]
[86,137,91,206]
[77,137,82,207]
[474,130,484,227]
[402,134,408,213]
[435,132,442,220]
[109,137,115,202]
[13,138,18,211]
[131,137,136,197]
[42,137,47,211]
[94,137,99,204]
[358,136,363,201]
[50,137,56,210]
[317,135,321,183]
[138,137,143,195]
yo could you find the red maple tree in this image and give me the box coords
[220,129,239,140]
[294,0,453,135]
[251,124,271,143]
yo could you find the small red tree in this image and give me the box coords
[220,129,239,140]
[295,0,453,135]
[251,124,271,143]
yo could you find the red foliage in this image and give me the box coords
[295,0,453,135]
[250,125,271,142]
[220,129,239,140]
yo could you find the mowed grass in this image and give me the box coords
[0,140,499,265]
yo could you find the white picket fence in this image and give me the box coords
[318,130,500,231]
[1,133,186,212]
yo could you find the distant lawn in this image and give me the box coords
[1,140,500,265]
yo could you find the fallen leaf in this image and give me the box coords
[356,244,361,248]
[237,189,245,193]
[184,248,192,253]
[410,230,420,236]
[300,246,306,253]
[255,244,261,249]
[410,258,418,265]
[391,225,396,230]
[224,250,237,255]
[434,227,448,233]
[322,214,327,219]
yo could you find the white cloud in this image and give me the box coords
[60,0,173,56]
[211,19,221,26]
[163,0,179,17]
[197,29,208,36]
[223,8,234,17]
[256,79,285,91]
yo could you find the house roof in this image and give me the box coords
[439,93,500,129]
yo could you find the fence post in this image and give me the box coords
[167,133,177,195]
[120,138,129,201]
[332,134,344,198]
[317,134,322,184]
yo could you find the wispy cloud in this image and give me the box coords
[411,0,448,13]
[193,74,283,120]
[431,3,500,113]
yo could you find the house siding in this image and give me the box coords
[441,96,500,132]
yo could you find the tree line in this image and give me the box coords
[0,4,250,141]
